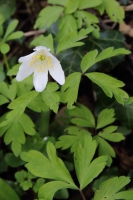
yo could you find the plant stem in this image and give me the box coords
[79,190,86,200]
[3,54,10,71]
[3,54,12,81]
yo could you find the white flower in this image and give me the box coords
[16,46,65,92]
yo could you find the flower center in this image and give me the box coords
[30,50,52,72]
[39,55,45,61]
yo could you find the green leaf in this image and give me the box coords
[0,0,16,20]
[5,153,24,167]
[38,181,72,200]
[48,0,68,6]
[41,82,60,113]
[74,11,99,29]
[0,94,9,105]
[34,6,64,29]
[98,126,125,142]
[56,28,93,53]
[8,91,38,114]
[81,50,98,73]
[56,15,77,42]
[96,0,124,23]
[27,93,49,113]
[0,43,10,54]
[0,13,5,25]
[0,82,16,101]
[115,103,133,128]
[5,31,23,41]
[81,47,130,73]
[3,19,18,40]
[7,64,20,76]
[0,178,20,200]
[33,178,45,193]
[30,34,54,54]
[86,31,130,71]
[2,111,35,156]
[61,72,81,109]
[56,126,91,152]
[74,134,107,189]
[68,103,95,128]
[96,136,115,167]
[86,72,129,105]
[97,108,115,129]
[114,191,133,199]
[79,0,102,9]
[21,142,77,189]
[17,113,35,136]
[58,47,83,76]
[94,176,131,200]
[65,0,80,14]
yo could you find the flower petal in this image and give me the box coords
[33,69,48,92]
[34,46,50,52]
[48,56,65,85]
[18,52,35,63]
[16,63,33,81]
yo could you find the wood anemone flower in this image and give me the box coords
[16,46,65,92]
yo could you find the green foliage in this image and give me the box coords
[79,0,102,9]
[56,28,93,53]
[86,30,129,70]
[61,72,81,109]
[15,170,36,191]
[42,82,60,113]
[21,142,77,189]
[0,0,16,20]
[65,0,81,14]
[98,126,125,142]
[30,34,54,54]
[56,14,77,42]
[34,6,64,29]
[74,134,107,189]
[5,153,24,167]
[68,103,95,127]
[56,126,91,152]
[81,47,130,73]
[86,72,129,105]
[96,108,115,129]
[96,0,124,23]
[94,176,133,200]
[0,1,132,200]
[48,0,68,6]
[0,178,20,200]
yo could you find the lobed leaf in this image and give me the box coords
[96,108,115,129]
[38,181,73,200]
[56,126,91,152]
[79,0,102,9]
[98,126,125,142]
[21,142,77,189]
[41,82,60,113]
[34,6,64,29]
[81,47,130,73]
[74,134,107,189]
[68,103,95,128]
[94,176,131,200]
[86,72,129,105]
[61,72,81,109]
[56,28,93,53]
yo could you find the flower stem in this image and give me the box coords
[3,54,10,71]
[3,54,12,81]
[79,190,86,200]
